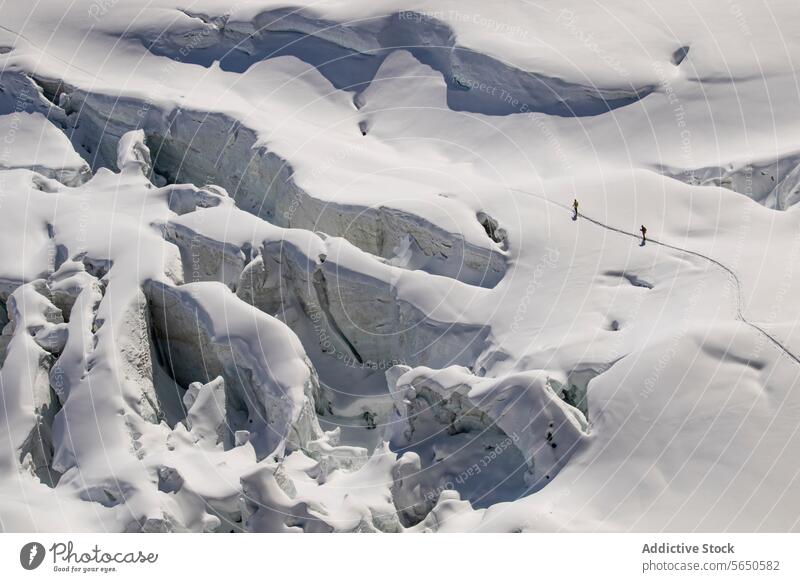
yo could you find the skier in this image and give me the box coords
[572,198,579,221]
[640,224,647,246]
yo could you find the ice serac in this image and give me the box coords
[0,281,66,487]
[164,202,492,374]
[658,154,800,209]
[182,376,229,448]
[138,6,654,116]
[0,112,91,186]
[385,365,590,519]
[234,226,491,370]
[116,128,153,178]
[3,0,800,533]
[52,66,507,287]
[240,441,402,533]
[145,280,325,460]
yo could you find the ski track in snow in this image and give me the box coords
[511,188,800,368]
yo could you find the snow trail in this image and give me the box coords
[511,187,800,367]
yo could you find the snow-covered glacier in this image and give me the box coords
[1,0,800,532]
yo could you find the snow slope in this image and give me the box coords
[1,0,800,532]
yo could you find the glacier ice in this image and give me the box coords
[2,0,800,533]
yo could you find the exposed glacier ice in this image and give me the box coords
[2,0,800,533]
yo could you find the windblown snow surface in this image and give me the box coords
[1,0,800,532]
